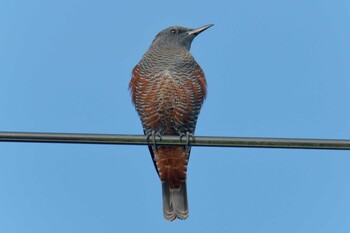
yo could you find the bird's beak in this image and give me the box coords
[188,24,214,36]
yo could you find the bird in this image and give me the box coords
[129,24,213,221]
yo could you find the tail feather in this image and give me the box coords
[162,180,188,221]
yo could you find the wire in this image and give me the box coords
[0,131,349,150]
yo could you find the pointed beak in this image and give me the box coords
[188,24,214,36]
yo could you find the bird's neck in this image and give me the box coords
[142,45,194,68]
[150,43,189,55]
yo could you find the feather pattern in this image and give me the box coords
[129,25,211,221]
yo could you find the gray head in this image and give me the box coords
[151,24,213,51]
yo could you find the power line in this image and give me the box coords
[0,131,349,150]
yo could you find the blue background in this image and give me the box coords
[1,0,350,232]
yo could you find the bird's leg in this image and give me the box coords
[146,130,162,152]
[179,132,194,152]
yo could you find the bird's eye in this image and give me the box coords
[170,29,178,34]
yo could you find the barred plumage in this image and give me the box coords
[129,24,212,221]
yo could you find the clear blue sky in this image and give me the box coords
[1,0,350,232]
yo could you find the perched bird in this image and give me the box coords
[129,24,213,221]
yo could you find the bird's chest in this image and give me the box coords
[153,72,183,109]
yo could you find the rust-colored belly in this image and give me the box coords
[154,146,189,189]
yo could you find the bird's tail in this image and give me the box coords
[162,180,188,221]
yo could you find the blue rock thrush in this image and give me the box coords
[129,24,213,221]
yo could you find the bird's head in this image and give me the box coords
[151,24,213,51]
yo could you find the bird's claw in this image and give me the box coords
[146,130,162,152]
[180,132,194,152]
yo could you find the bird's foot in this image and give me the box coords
[179,132,194,152]
[146,130,162,152]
